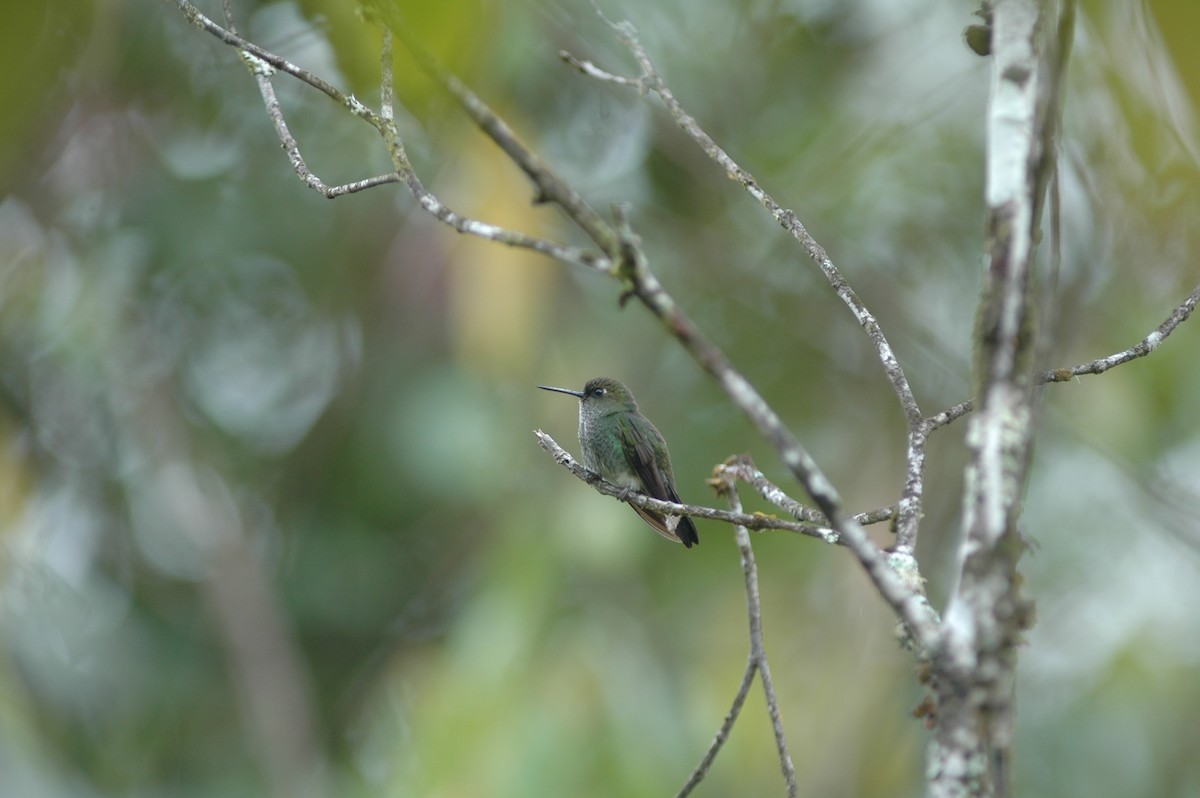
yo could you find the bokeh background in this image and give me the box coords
[2,0,1199,796]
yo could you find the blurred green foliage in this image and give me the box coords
[1,0,1198,796]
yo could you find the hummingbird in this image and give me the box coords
[538,377,699,548]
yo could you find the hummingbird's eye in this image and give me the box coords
[593,388,605,397]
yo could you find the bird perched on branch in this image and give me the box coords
[539,377,699,548]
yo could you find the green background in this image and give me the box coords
[2,1,1198,796]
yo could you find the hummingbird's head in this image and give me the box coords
[579,377,637,412]
[538,376,639,416]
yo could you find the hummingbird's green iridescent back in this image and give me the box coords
[539,377,699,548]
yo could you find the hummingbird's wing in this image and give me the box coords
[617,415,700,548]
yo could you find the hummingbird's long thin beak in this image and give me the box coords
[538,385,585,398]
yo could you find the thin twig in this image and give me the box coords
[718,456,898,529]
[363,0,619,254]
[676,656,756,797]
[1038,281,1200,381]
[568,18,921,424]
[725,458,798,797]
[218,0,391,198]
[174,0,355,108]
[927,399,975,432]
[927,280,1200,432]
[560,50,647,89]
[168,0,609,267]
[894,422,930,552]
[244,47,402,198]
[677,459,798,797]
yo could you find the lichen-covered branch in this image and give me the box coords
[717,456,899,531]
[1038,281,1200,381]
[214,0,401,199]
[927,279,1200,433]
[172,0,353,107]
[929,2,1063,796]
[361,0,620,255]
[167,0,608,269]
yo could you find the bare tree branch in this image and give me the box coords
[357,5,941,651]
[168,0,608,268]
[730,497,798,798]
[566,26,921,423]
[173,0,355,107]
[570,22,919,419]
[718,456,899,531]
[213,0,400,197]
[677,457,797,797]
[928,279,1200,432]
[719,457,860,527]
[676,655,757,798]
[1039,281,1200,381]
[243,47,402,198]
[608,214,941,651]
[362,1,620,253]
[927,398,976,432]
[562,14,931,555]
